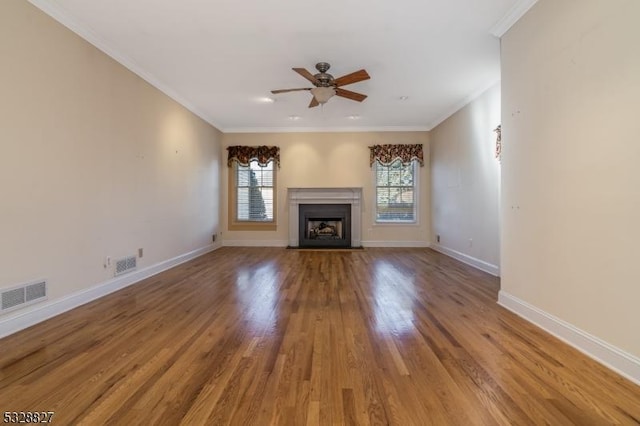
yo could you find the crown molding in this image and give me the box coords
[26,0,509,135]
[426,78,501,130]
[27,0,223,131]
[223,126,430,134]
[490,0,538,37]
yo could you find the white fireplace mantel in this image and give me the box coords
[288,187,362,247]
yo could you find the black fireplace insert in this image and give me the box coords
[299,204,351,248]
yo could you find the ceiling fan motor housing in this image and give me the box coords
[314,62,334,87]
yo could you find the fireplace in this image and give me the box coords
[299,204,351,248]
[288,188,362,248]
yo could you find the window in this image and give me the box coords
[236,160,274,221]
[375,159,417,223]
[228,159,276,230]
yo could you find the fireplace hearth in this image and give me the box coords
[299,204,351,248]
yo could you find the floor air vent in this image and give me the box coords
[115,256,137,276]
[1,280,47,313]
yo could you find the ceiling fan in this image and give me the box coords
[271,62,370,108]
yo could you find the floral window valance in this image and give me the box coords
[227,145,280,168]
[369,144,424,167]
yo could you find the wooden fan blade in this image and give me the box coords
[335,88,367,102]
[308,97,320,108]
[271,88,311,94]
[333,69,370,87]
[292,68,320,85]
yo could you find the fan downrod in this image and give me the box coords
[315,62,330,73]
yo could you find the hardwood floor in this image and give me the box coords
[1,247,639,425]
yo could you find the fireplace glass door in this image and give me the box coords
[299,204,351,248]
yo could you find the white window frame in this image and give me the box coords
[373,159,419,225]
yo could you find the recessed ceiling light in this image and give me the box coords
[256,97,275,103]
[347,115,360,120]
[399,96,409,101]
[288,115,301,121]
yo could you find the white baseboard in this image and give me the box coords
[361,240,430,248]
[222,240,288,247]
[0,244,219,339]
[430,243,500,276]
[220,240,430,248]
[498,291,640,386]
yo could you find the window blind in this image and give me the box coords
[375,160,416,222]
[236,160,274,221]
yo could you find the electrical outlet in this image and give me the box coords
[436,235,440,243]
[138,248,143,258]
[104,256,111,268]
[212,233,217,242]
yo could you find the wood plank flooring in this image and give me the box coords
[1,247,639,425]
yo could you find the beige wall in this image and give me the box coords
[0,1,222,307]
[430,83,501,273]
[221,132,431,246]
[501,0,640,357]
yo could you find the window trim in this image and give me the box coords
[373,159,419,225]
[228,160,277,231]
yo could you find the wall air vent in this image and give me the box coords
[115,256,137,276]
[1,280,48,314]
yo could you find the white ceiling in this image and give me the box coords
[30,0,536,132]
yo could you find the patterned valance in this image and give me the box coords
[227,145,280,168]
[369,144,424,167]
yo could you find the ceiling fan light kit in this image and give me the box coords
[310,87,335,104]
[271,62,370,108]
